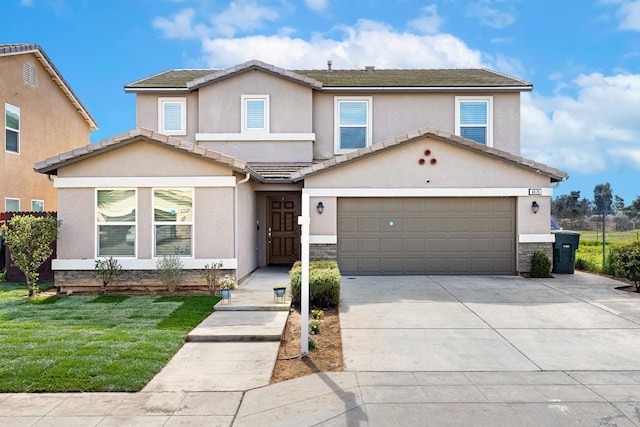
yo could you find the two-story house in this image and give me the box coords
[1,44,97,214]
[35,60,566,292]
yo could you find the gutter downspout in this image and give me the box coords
[234,172,251,282]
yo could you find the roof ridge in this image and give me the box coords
[481,68,532,86]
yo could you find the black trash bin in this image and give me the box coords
[552,230,580,274]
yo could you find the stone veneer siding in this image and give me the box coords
[54,269,235,294]
[310,243,337,261]
[518,242,553,274]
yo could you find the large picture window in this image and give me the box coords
[334,97,372,153]
[5,104,20,153]
[153,189,193,256]
[455,96,493,146]
[158,97,186,135]
[96,189,136,257]
[242,95,269,132]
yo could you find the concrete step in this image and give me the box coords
[186,310,290,343]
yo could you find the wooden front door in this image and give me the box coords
[268,194,301,265]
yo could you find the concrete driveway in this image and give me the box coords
[339,272,640,372]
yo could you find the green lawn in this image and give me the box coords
[575,229,640,271]
[0,284,218,392]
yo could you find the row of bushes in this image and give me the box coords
[289,260,341,308]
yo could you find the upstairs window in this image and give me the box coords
[335,97,372,154]
[154,189,193,257]
[242,95,269,132]
[31,200,44,212]
[23,63,37,86]
[96,189,136,257]
[5,104,20,153]
[5,198,20,212]
[455,96,493,146]
[158,97,186,135]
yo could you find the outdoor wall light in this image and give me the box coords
[316,201,324,214]
[531,201,539,214]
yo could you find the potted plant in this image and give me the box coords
[218,274,236,301]
[273,285,287,301]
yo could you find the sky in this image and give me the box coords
[2,0,640,204]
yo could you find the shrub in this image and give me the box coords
[203,261,223,294]
[610,242,640,291]
[0,269,5,283]
[575,257,598,272]
[530,251,552,278]
[309,320,321,334]
[156,254,183,293]
[290,260,341,308]
[311,309,325,319]
[95,257,122,294]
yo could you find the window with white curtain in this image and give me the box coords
[455,96,493,146]
[242,95,269,132]
[158,97,186,135]
[334,96,372,154]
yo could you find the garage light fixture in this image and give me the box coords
[531,201,539,214]
[316,201,324,214]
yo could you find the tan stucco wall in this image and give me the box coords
[0,53,92,211]
[136,92,199,142]
[194,187,235,259]
[236,180,258,279]
[57,188,94,259]
[60,140,233,177]
[197,71,313,134]
[311,92,521,160]
[200,140,313,163]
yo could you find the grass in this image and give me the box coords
[575,229,640,272]
[0,283,219,392]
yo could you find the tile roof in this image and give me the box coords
[248,163,313,182]
[124,60,532,92]
[0,44,98,130]
[34,128,248,175]
[290,127,568,183]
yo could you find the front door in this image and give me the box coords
[268,194,301,265]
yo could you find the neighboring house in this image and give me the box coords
[35,60,567,292]
[0,44,97,214]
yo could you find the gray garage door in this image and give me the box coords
[338,197,516,275]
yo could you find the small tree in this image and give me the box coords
[530,251,552,278]
[95,257,122,294]
[0,214,61,296]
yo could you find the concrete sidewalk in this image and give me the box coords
[2,270,640,426]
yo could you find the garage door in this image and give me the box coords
[338,198,515,275]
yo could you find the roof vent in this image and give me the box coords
[327,60,332,72]
[365,65,375,72]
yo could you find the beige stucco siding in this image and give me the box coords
[197,71,313,134]
[136,93,199,142]
[236,180,258,279]
[57,188,95,259]
[59,140,233,178]
[194,187,235,259]
[306,137,546,189]
[311,92,521,160]
[0,53,92,211]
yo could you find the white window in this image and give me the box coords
[334,96,372,154]
[241,95,269,132]
[96,189,136,257]
[153,188,193,257]
[455,96,493,146]
[5,104,20,153]
[158,97,186,135]
[5,198,20,212]
[31,200,44,212]
[23,63,37,86]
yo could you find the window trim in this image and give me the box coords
[334,96,372,154]
[31,200,44,212]
[455,96,493,147]
[152,188,194,258]
[241,95,270,133]
[158,97,187,136]
[95,189,137,258]
[5,103,20,154]
[5,198,20,212]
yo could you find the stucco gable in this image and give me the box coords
[291,127,568,183]
[0,44,98,130]
[35,128,248,176]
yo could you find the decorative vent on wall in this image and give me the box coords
[23,63,37,86]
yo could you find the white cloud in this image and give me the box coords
[408,4,443,34]
[153,9,201,39]
[467,0,516,29]
[616,0,640,30]
[305,0,328,13]
[522,73,640,173]
[210,1,279,37]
